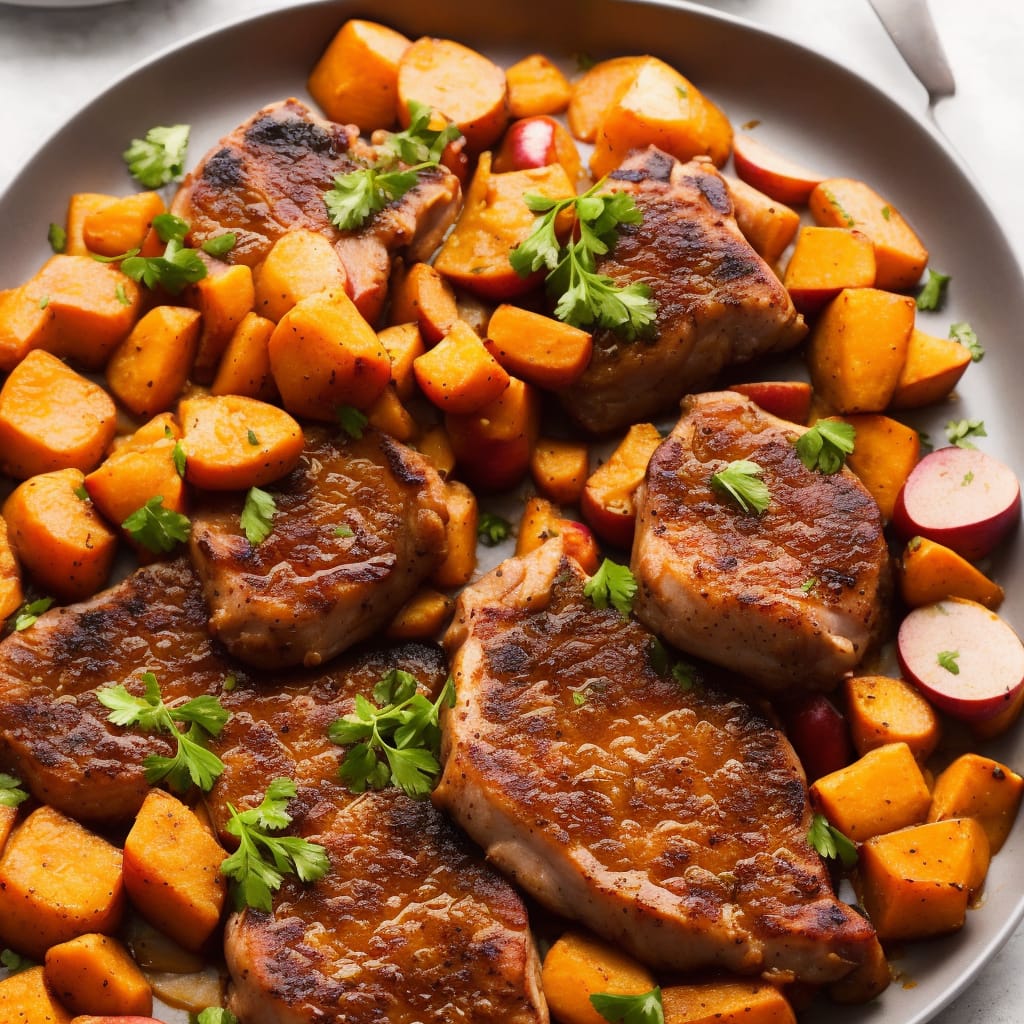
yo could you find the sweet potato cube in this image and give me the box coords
[0,806,125,959]
[64,192,119,257]
[389,262,459,345]
[366,385,416,442]
[827,936,891,1005]
[859,818,990,942]
[506,54,572,118]
[972,685,1024,741]
[0,806,18,859]
[45,933,153,1016]
[379,322,426,401]
[832,413,920,522]
[661,980,797,1023]
[106,306,202,418]
[530,438,590,505]
[308,18,411,131]
[81,191,166,258]
[484,304,593,390]
[253,229,345,324]
[889,328,972,410]
[0,967,73,1024]
[386,587,454,641]
[810,742,931,842]
[844,675,941,761]
[0,285,57,372]
[898,535,1004,610]
[188,262,256,383]
[928,753,1024,853]
[568,55,648,144]
[516,496,561,558]
[414,319,510,415]
[431,480,478,589]
[416,425,456,479]
[268,289,391,419]
[724,174,800,267]
[810,178,928,291]
[123,790,227,953]
[783,226,876,313]
[0,516,24,621]
[807,288,915,414]
[210,311,277,402]
[541,930,656,1024]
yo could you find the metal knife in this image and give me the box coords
[867,0,956,105]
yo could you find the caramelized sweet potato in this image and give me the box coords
[0,516,23,621]
[209,312,278,402]
[834,413,920,522]
[64,192,119,257]
[253,229,345,324]
[724,174,800,267]
[81,191,166,258]
[430,480,477,589]
[366,385,416,442]
[568,55,647,143]
[414,319,511,414]
[889,328,972,409]
[782,226,876,313]
[506,54,572,118]
[416,424,456,479]
[530,438,590,505]
[45,933,153,1017]
[660,980,797,1024]
[187,261,255,383]
[843,675,941,762]
[389,262,459,344]
[385,587,455,640]
[484,304,593,390]
[0,285,57,372]
[378,321,426,400]
[898,535,1004,610]
[0,967,73,1023]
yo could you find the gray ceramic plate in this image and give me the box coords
[0,2,1021,1022]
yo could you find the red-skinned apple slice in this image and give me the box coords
[732,133,825,205]
[492,115,583,185]
[898,598,1024,721]
[726,381,812,424]
[892,446,1021,560]
[780,693,853,781]
[69,1019,165,1023]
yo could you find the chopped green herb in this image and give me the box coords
[575,51,597,72]
[247,428,259,446]
[880,205,892,221]
[382,100,463,165]
[47,222,66,253]
[0,773,28,808]
[115,282,131,306]
[74,484,90,501]
[12,597,55,632]
[172,440,187,478]
[937,650,961,675]
[572,690,588,707]
[122,496,191,553]
[590,987,665,1024]
[945,418,986,450]
[336,404,368,440]
[324,165,420,231]
[807,813,858,868]
[584,559,637,618]
[916,268,951,311]
[38,295,49,310]
[201,233,237,258]
[478,511,512,546]
[123,124,190,188]
[648,637,670,675]
[801,577,818,594]
[918,430,934,454]
[949,321,984,362]
[671,660,699,691]
[908,536,923,552]
[0,948,33,974]
[193,1009,239,1024]
[333,525,355,539]
[240,487,276,546]
[710,459,770,514]
[823,188,855,227]
[223,674,237,693]
[676,85,688,99]
[962,471,975,487]
[795,420,856,474]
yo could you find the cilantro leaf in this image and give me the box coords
[193,1009,239,1024]
[122,496,191,553]
[807,813,858,868]
[47,222,66,254]
[201,233,237,258]
[123,124,190,188]
[11,597,55,632]
[938,650,961,675]
[221,778,329,912]
[478,511,512,546]
[333,525,355,539]
[336,404,368,440]
[671,660,700,691]
[240,487,276,546]
[950,321,984,362]
[0,948,34,975]
[916,268,950,311]
[945,418,986,450]
[590,987,665,1024]
[795,420,856,474]
[153,213,190,245]
[172,440,188,478]
[383,101,462,165]
[0,773,28,808]
[710,459,770,514]
[324,166,419,231]
[120,239,207,294]
[584,559,637,618]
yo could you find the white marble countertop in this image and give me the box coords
[0,1,1021,1022]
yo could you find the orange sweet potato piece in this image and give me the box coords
[0,516,23,620]
[253,229,345,324]
[724,174,800,267]
[45,933,153,1017]
[105,306,202,418]
[0,967,73,1024]
[484,304,593,390]
[568,55,648,143]
[379,321,426,401]
[416,425,455,479]
[827,936,891,1005]
[807,288,915,414]
[810,742,931,842]
[889,328,972,409]
[187,262,256,383]
[433,153,575,300]
[389,261,459,344]
[0,806,125,959]
[2,468,118,602]
[928,754,1023,854]
[506,54,572,118]
[385,587,454,640]
[366,385,416,442]
[782,226,876,313]
[65,192,119,257]
[308,18,411,131]
[81,191,166,258]
[661,980,797,1024]
[0,349,117,479]
[431,480,477,589]
[810,178,928,291]
[541,930,656,1024]
[898,535,1004,609]
[268,289,391,420]
[397,36,508,152]
[530,438,590,505]
[972,683,1024,741]
[859,818,990,942]
[0,285,57,372]
[123,790,227,953]
[516,495,562,557]
[832,413,920,522]
[414,319,510,414]
[445,376,540,492]
[178,394,304,491]
[210,312,278,402]
[844,675,941,762]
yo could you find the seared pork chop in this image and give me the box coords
[172,98,462,321]
[189,428,449,670]
[560,149,806,433]
[434,539,877,983]
[631,391,889,692]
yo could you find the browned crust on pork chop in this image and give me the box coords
[434,540,876,984]
[631,391,889,692]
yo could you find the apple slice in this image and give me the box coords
[898,598,1024,721]
[780,693,853,782]
[493,115,583,186]
[732,133,826,205]
[892,447,1021,560]
[726,381,812,424]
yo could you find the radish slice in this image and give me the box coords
[897,598,1024,721]
[893,447,1021,560]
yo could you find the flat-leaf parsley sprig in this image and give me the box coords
[123,124,190,188]
[807,813,858,868]
[590,987,665,1024]
[795,420,856,475]
[221,777,330,913]
[710,459,770,514]
[96,672,229,793]
[329,669,455,799]
[584,559,638,618]
[509,179,656,339]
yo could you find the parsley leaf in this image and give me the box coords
[324,165,419,231]
[950,321,984,362]
[201,233,237,258]
[329,671,455,799]
[96,672,228,793]
[333,525,354,538]
[710,459,770,514]
[916,268,951,311]
[937,650,961,675]
[0,773,28,808]
[795,420,856,474]
[478,511,512,546]
[120,240,207,294]
[240,487,276,546]
[172,440,187,478]
[671,660,700,691]
[123,124,190,188]
[221,777,329,913]
[510,180,656,339]
[11,597,55,632]
[0,948,34,975]
[584,559,637,618]
[247,428,259,446]
[807,813,858,868]
[945,418,987,449]
[382,101,462,165]
[122,496,191,553]
[193,1010,239,1024]
[801,577,818,594]
[336,404,368,440]
[590,987,665,1024]
[47,222,66,254]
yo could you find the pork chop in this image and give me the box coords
[434,539,877,984]
[559,148,807,433]
[172,98,462,322]
[189,428,449,670]
[631,391,889,692]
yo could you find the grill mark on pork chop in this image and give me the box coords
[434,540,877,984]
[631,391,889,692]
